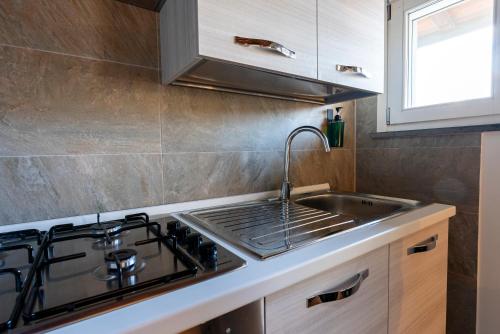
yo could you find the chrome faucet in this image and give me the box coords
[280,126,331,201]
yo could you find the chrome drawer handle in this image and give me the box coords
[336,64,371,78]
[407,235,438,255]
[234,36,296,59]
[306,269,369,308]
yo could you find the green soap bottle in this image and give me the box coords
[327,107,344,148]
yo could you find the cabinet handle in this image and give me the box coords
[407,234,438,255]
[306,269,369,308]
[234,36,296,59]
[336,64,372,78]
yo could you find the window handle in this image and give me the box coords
[336,64,372,78]
[306,269,369,308]
[234,36,296,59]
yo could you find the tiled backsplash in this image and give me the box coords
[355,96,480,334]
[0,0,158,68]
[0,0,355,225]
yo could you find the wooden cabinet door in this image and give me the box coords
[197,0,317,79]
[389,220,449,334]
[266,246,389,334]
[318,0,385,93]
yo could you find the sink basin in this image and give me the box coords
[293,191,420,221]
[183,191,421,259]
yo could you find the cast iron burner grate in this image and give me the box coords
[0,229,43,331]
[21,213,198,324]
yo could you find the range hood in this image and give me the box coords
[167,58,375,105]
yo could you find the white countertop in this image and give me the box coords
[43,193,454,334]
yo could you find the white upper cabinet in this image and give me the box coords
[318,0,385,93]
[160,0,385,103]
[197,0,317,79]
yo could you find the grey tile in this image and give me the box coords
[162,149,354,204]
[0,0,158,68]
[291,149,355,192]
[160,86,355,153]
[356,96,482,149]
[446,272,477,334]
[0,154,163,225]
[448,212,478,278]
[0,46,161,156]
[162,151,283,203]
[356,147,480,213]
[356,96,378,149]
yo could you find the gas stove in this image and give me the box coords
[0,213,245,333]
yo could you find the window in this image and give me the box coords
[407,0,494,107]
[383,0,499,130]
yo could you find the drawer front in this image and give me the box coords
[318,0,385,93]
[389,220,449,334]
[266,246,389,334]
[198,0,317,79]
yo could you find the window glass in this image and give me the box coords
[406,0,494,108]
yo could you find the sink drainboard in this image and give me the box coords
[184,201,356,259]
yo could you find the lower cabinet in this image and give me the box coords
[265,220,449,334]
[265,246,389,334]
[388,220,448,334]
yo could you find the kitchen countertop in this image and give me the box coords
[41,187,455,334]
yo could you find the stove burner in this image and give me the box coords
[105,249,137,271]
[92,237,122,251]
[93,258,146,282]
[91,221,123,236]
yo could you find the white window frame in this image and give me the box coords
[378,0,500,132]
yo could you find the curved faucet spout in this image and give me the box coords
[281,126,331,201]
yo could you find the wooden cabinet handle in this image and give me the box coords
[407,235,438,255]
[306,269,369,308]
[234,36,296,59]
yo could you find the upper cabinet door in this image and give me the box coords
[318,0,385,93]
[197,0,317,79]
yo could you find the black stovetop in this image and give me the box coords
[0,213,245,333]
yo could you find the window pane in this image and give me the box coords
[406,0,494,108]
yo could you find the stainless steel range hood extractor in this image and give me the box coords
[167,58,375,105]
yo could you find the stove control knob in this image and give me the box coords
[176,226,191,244]
[186,233,202,253]
[167,221,180,236]
[199,241,218,263]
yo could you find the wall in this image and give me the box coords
[0,0,355,225]
[356,96,481,334]
[477,132,500,334]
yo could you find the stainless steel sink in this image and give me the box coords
[182,191,421,259]
[293,191,420,221]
